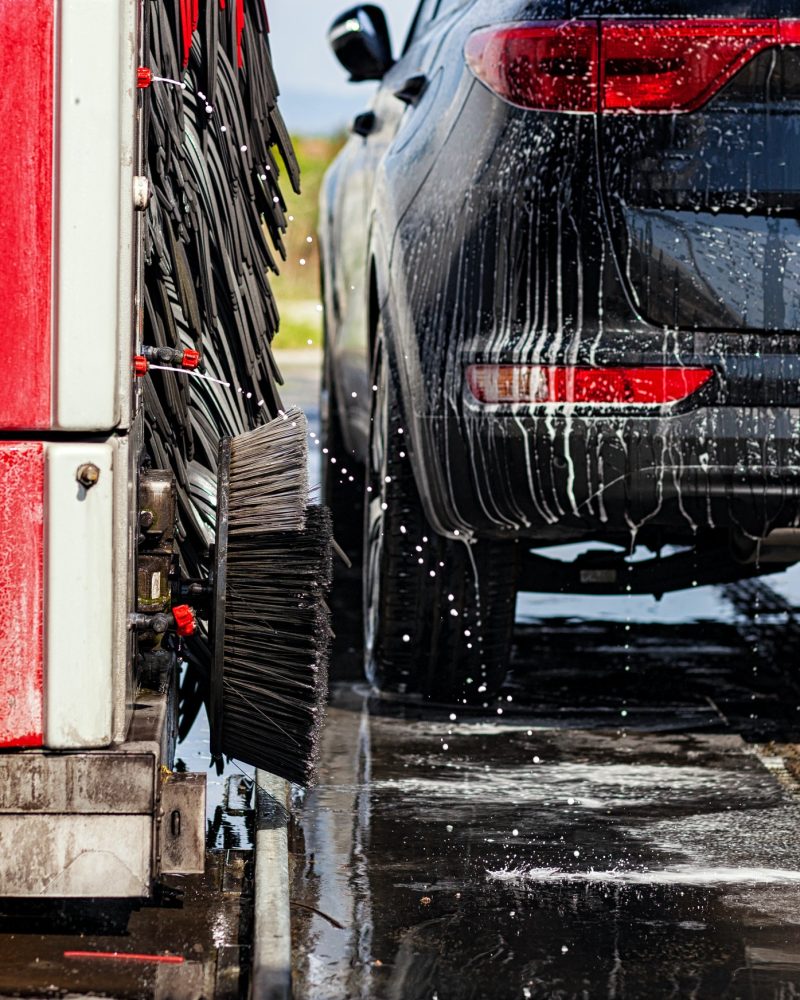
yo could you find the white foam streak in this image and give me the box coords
[487,866,800,887]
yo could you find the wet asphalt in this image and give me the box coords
[284,354,800,1000]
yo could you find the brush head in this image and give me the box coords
[211,410,331,786]
[217,506,332,784]
[227,406,309,536]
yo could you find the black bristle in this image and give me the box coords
[142,3,332,785]
[219,505,333,785]
[142,1,305,744]
[227,406,309,536]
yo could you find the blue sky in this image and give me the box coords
[268,1,417,134]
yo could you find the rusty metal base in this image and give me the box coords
[0,690,206,898]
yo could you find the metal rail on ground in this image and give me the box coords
[251,770,292,1000]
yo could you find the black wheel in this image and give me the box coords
[320,328,364,568]
[321,328,366,675]
[364,323,518,703]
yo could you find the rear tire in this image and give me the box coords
[364,324,517,703]
[320,330,364,568]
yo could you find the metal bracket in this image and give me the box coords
[158,771,206,875]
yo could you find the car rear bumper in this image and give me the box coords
[421,405,800,542]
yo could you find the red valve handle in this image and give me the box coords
[181,349,201,371]
[137,67,153,89]
[133,355,149,377]
[171,605,197,638]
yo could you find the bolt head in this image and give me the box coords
[76,463,101,488]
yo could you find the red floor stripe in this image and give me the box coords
[64,951,184,965]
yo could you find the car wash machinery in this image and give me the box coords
[0,0,301,897]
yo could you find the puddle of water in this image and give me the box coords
[0,851,252,998]
[176,698,255,849]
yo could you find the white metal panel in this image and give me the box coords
[45,442,115,748]
[0,815,151,896]
[55,0,137,431]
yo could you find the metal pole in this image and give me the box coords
[251,770,291,1000]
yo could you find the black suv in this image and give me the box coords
[320,0,800,701]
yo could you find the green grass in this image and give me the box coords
[274,299,324,350]
[272,135,345,297]
[271,134,345,352]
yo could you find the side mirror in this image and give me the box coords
[328,5,394,82]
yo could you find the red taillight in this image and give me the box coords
[465,21,598,113]
[465,18,800,114]
[603,19,775,112]
[466,366,713,405]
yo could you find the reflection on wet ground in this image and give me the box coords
[0,850,253,998]
[290,580,800,1000]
